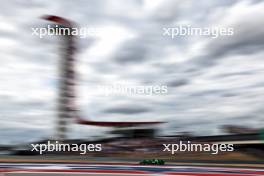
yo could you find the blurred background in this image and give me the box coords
[0,0,264,162]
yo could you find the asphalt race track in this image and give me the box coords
[0,163,263,176]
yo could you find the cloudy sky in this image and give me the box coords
[0,0,264,144]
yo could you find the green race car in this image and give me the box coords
[139,159,165,165]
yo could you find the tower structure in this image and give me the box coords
[42,15,76,141]
[42,15,164,141]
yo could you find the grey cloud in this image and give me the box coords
[113,40,148,64]
[214,71,255,78]
[167,79,189,87]
[192,3,264,69]
[103,104,150,114]
[1,0,264,143]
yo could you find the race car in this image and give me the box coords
[139,159,165,165]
